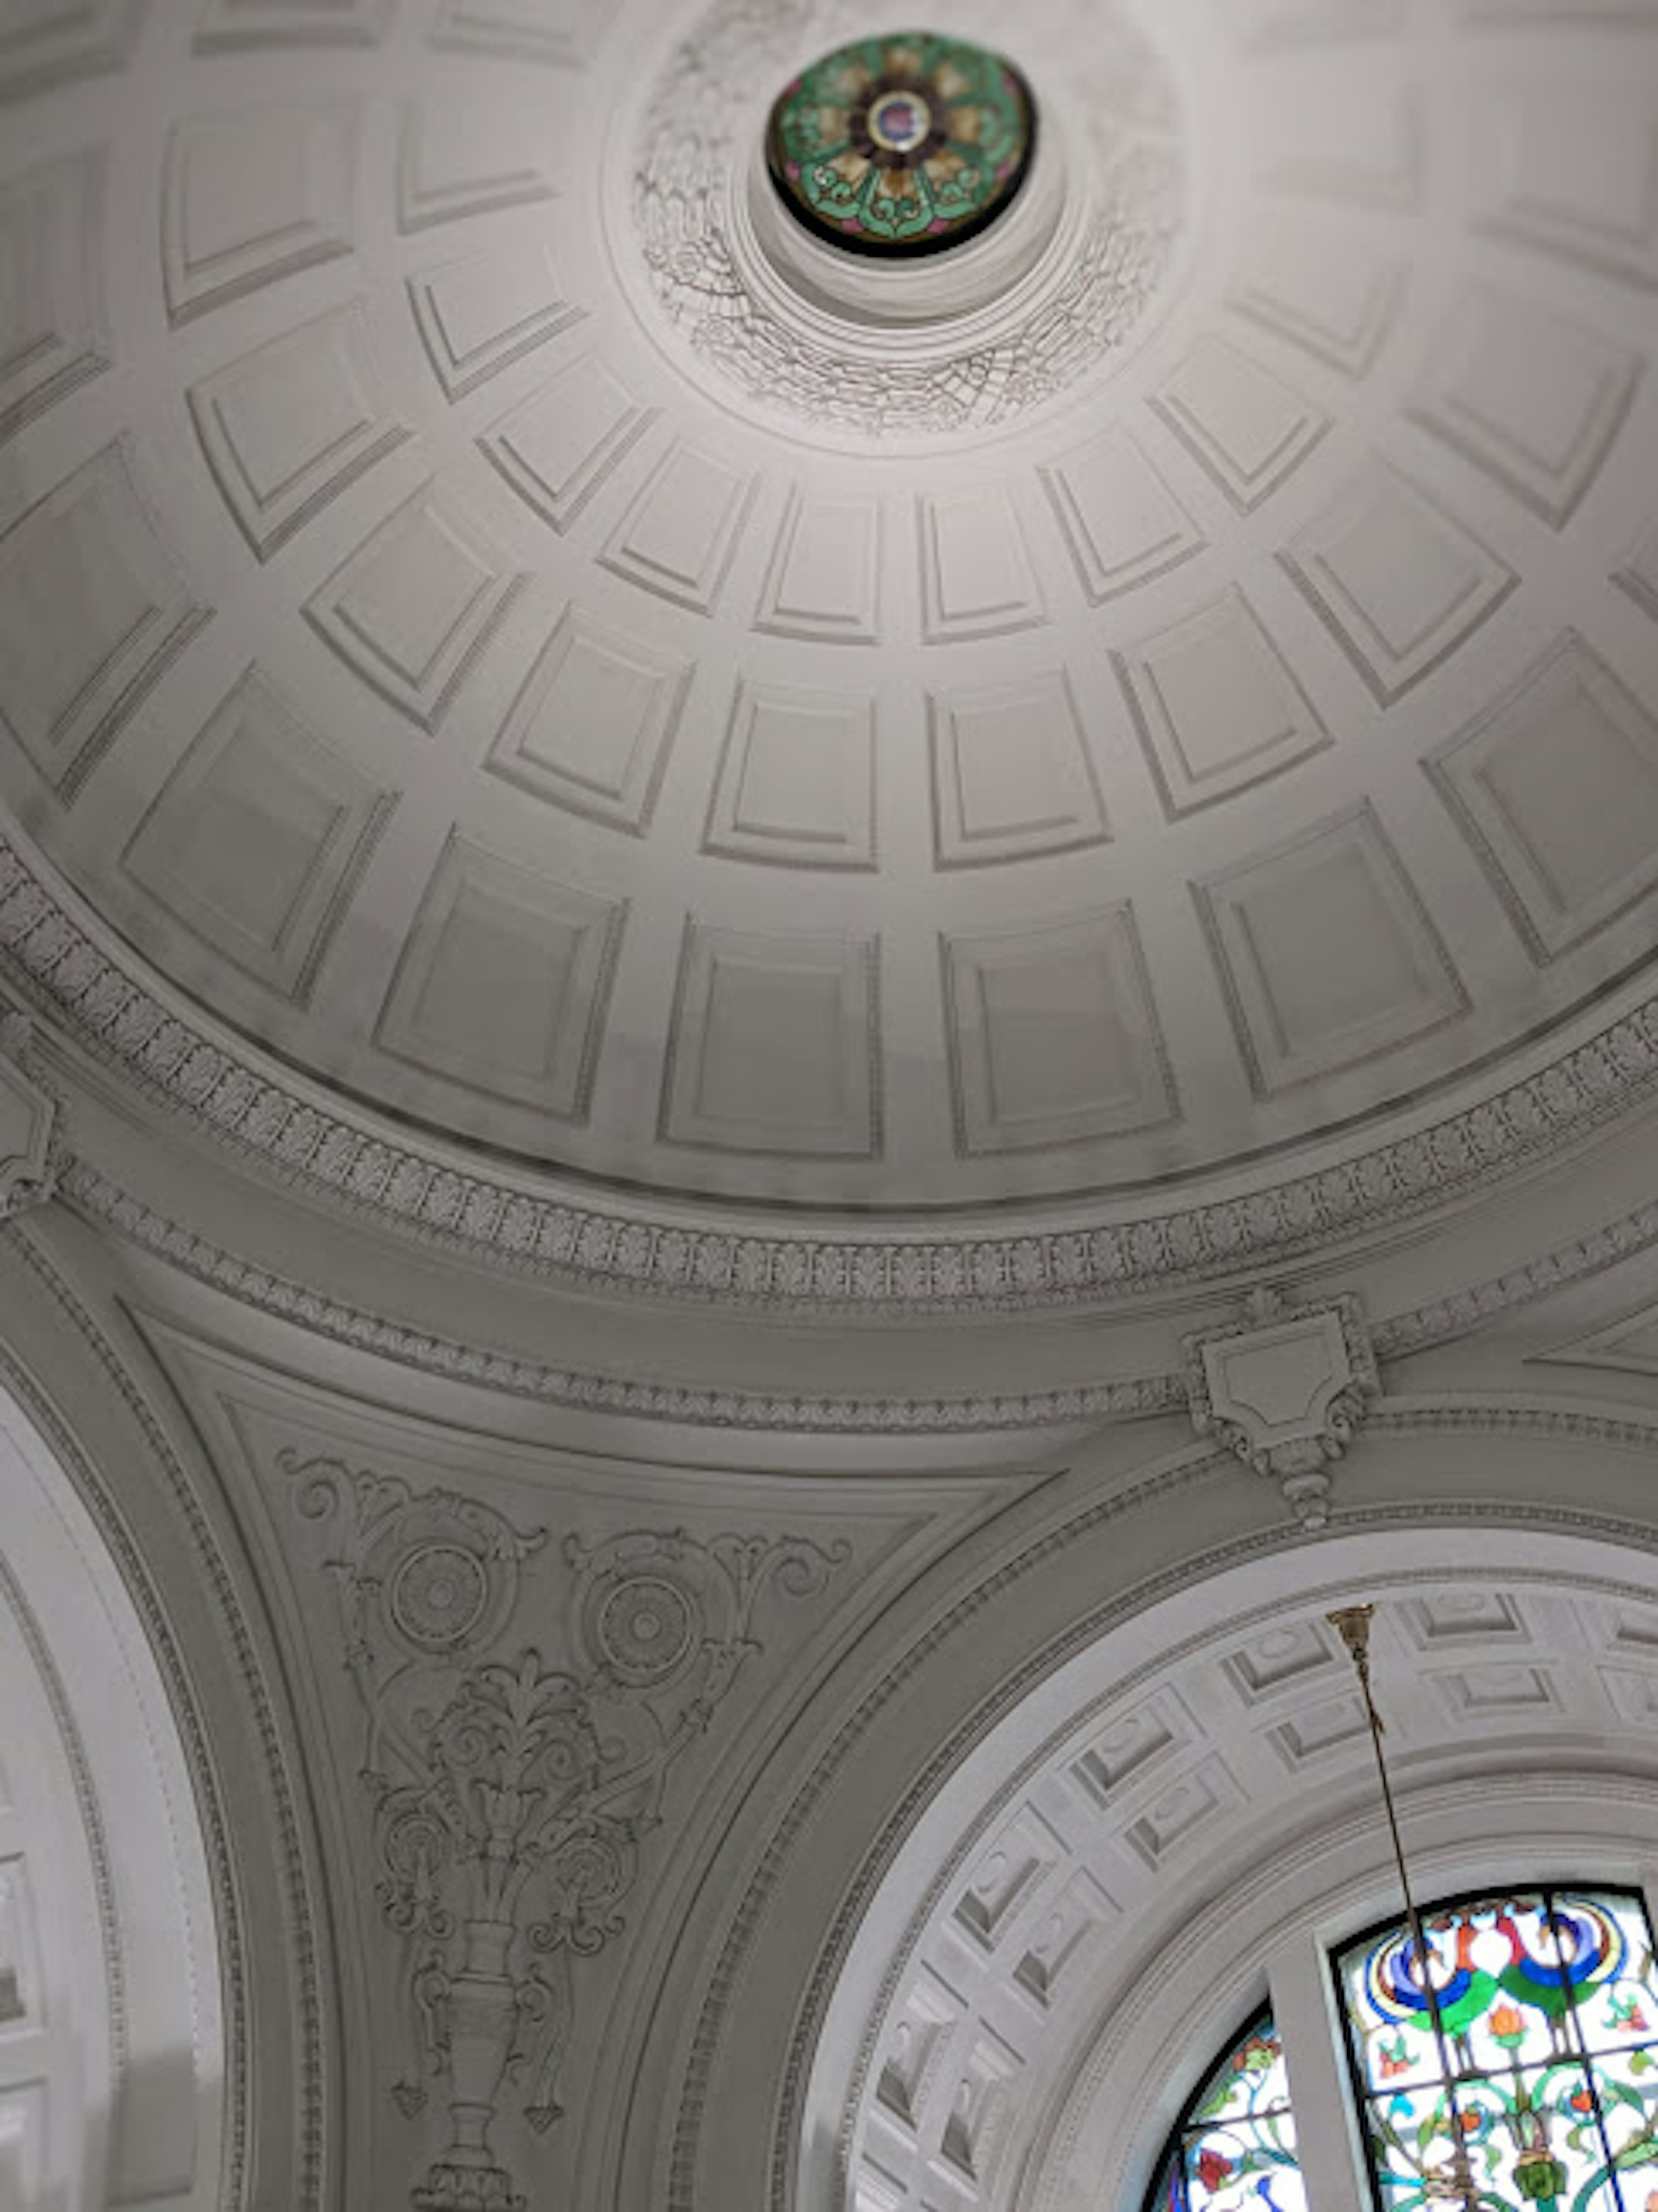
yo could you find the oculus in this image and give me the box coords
[765,31,1036,256]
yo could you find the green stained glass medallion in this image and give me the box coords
[765,31,1037,256]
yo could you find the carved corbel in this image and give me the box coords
[0,1013,64,1223]
[1183,1287,1380,1531]
[281,1453,848,2212]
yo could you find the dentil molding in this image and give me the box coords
[54,1163,1658,1438]
[7,833,1658,1316]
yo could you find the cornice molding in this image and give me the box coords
[6,834,1658,1316]
[57,1164,1658,1440]
[1371,1196,1658,1359]
[60,1166,1183,1433]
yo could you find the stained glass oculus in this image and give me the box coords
[765,32,1037,257]
[1334,1884,1658,2212]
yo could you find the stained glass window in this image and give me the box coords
[1145,2010,1309,2212]
[766,34,1036,257]
[1333,1883,1658,2212]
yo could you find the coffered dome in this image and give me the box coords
[3,0,1657,1226]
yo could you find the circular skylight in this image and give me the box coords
[765,32,1036,257]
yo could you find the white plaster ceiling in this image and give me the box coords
[2,0,1658,1211]
[825,1544,1658,2212]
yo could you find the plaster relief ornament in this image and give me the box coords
[629,0,1185,437]
[766,33,1035,255]
[1183,1288,1381,1532]
[0,1012,64,1223]
[280,1452,847,2212]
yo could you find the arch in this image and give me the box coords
[0,1377,225,2209]
[782,1429,1658,2212]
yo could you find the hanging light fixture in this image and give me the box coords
[1328,1603,1481,2211]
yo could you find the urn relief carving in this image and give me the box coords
[281,1450,848,2209]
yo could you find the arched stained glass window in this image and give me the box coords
[1145,2010,1309,2212]
[1334,1884,1658,2212]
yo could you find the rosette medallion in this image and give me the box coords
[766,31,1036,256]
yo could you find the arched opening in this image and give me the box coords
[0,1381,225,2211]
[807,1482,1658,2212]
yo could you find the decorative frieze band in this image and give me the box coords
[59,1166,1186,1432]
[59,1164,1658,1434]
[6,834,1658,1313]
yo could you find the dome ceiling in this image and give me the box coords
[1,0,1657,1215]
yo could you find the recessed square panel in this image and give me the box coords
[1195,801,1467,1092]
[1408,284,1641,527]
[1428,631,1658,960]
[1039,427,1205,604]
[1150,333,1331,513]
[0,440,209,801]
[432,0,608,65]
[1114,588,1329,817]
[122,665,394,1001]
[0,0,147,98]
[601,442,759,614]
[918,487,1047,642]
[194,0,392,47]
[479,352,655,533]
[942,907,1177,1153]
[305,482,527,730]
[661,919,880,1156]
[1228,215,1404,377]
[487,605,689,833]
[376,832,624,1118]
[0,150,109,443]
[1469,85,1658,294]
[753,487,883,644]
[704,681,876,870]
[163,100,356,323]
[188,301,407,560]
[397,91,557,231]
[410,244,585,400]
[1280,460,1517,703]
[929,670,1110,865]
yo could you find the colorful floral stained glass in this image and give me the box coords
[1334,1884,1658,2212]
[1145,2013,1309,2212]
[765,32,1036,256]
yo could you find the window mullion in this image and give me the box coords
[1266,1934,1369,2212]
